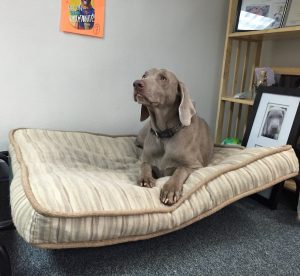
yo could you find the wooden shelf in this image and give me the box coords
[271,67,300,76]
[214,0,300,143]
[221,96,254,106]
[228,26,300,40]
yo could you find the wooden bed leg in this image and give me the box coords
[269,182,284,210]
[0,245,11,276]
[250,182,284,210]
[0,151,14,230]
[294,175,300,211]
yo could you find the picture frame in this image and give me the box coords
[283,0,300,27]
[242,86,300,209]
[235,0,290,31]
[242,86,300,148]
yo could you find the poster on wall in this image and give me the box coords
[60,0,105,38]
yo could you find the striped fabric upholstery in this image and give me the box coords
[9,129,299,249]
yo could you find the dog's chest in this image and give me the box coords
[143,135,177,171]
[145,136,165,159]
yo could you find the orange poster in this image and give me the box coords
[60,0,105,38]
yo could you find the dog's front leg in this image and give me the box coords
[139,162,156,188]
[160,167,193,205]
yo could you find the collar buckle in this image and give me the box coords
[150,122,183,139]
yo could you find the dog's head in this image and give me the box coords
[133,68,196,126]
[262,108,286,139]
[81,0,92,8]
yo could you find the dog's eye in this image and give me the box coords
[160,75,167,81]
[142,74,147,79]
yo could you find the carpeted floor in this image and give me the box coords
[1,197,300,276]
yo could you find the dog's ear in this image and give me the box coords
[140,105,149,121]
[178,81,196,126]
[262,111,270,135]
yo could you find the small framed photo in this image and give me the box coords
[284,0,300,27]
[235,0,289,31]
[242,86,300,208]
[243,87,300,148]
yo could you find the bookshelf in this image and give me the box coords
[215,0,300,144]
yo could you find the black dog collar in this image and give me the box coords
[150,122,183,139]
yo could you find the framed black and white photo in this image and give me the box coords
[242,87,300,208]
[243,87,300,148]
[235,0,290,31]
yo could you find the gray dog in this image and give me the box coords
[261,108,286,140]
[133,68,213,205]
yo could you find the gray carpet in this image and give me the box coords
[1,198,300,276]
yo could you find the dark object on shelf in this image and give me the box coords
[278,74,300,88]
[0,151,13,230]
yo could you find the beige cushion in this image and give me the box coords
[9,129,299,249]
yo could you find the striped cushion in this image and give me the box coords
[9,128,299,249]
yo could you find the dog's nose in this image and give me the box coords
[133,80,144,89]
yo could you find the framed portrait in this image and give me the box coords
[242,87,300,209]
[283,0,300,27]
[235,0,290,31]
[243,87,300,148]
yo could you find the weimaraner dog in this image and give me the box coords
[133,68,214,205]
[261,107,286,140]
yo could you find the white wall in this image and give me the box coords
[0,0,228,150]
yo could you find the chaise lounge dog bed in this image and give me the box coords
[9,128,299,249]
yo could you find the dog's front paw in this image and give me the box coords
[138,175,156,188]
[160,181,183,205]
